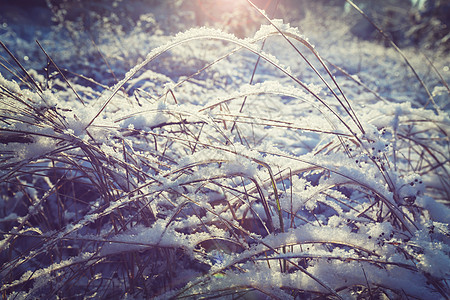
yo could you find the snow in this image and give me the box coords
[0,0,448,299]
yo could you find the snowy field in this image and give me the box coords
[0,0,449,299]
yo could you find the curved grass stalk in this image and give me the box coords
[343,0,439,111]
[85,28,365,142]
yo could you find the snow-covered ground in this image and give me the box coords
[0,0,449,299]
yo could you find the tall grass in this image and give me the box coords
[0,0,449,299]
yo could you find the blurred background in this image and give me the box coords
[1,0,449,48]
[0,0,448,87]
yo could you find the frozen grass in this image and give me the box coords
[0,0,449,299]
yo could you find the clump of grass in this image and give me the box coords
[0,0,449,299]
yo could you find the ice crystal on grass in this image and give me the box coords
[0,0,449,299]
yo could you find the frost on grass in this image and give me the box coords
[0,1,449,299]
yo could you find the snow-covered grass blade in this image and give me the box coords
[0,0,449,299]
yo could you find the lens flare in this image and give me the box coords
[196,0,273,23]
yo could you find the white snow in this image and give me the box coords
[0,0,448,299]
